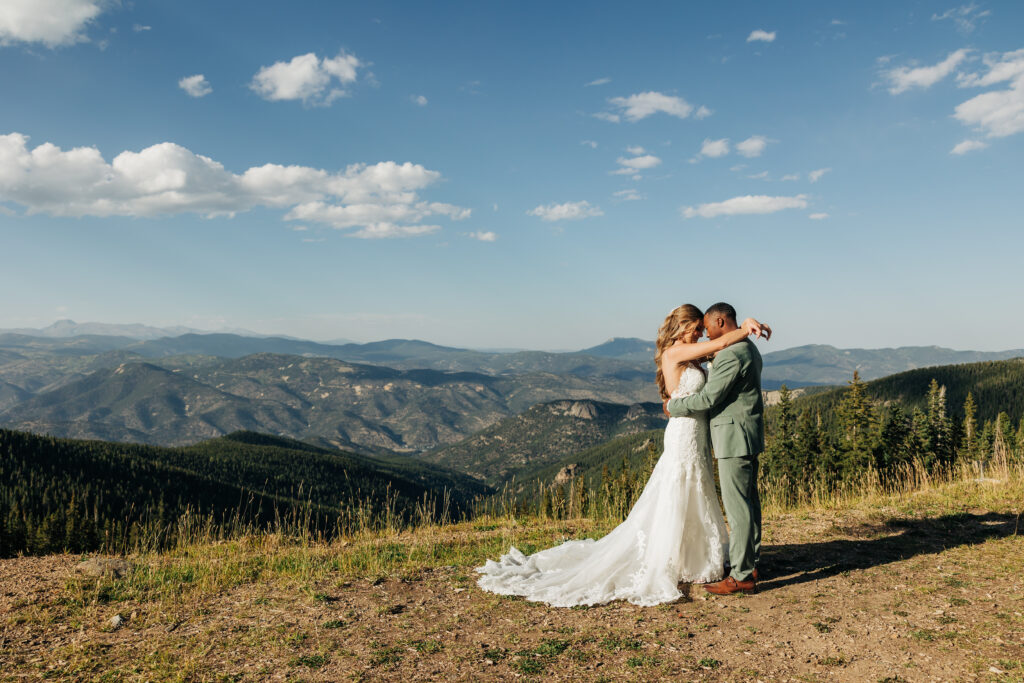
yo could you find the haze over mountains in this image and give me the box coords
[0,321,1021,455]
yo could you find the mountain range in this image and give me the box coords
[0,319,264,341]
[0,353,656,452]
[1,323,1020,455]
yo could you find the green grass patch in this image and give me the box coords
[510,638,571,675]
[290,653,329,668]
[600,635,643,651]
[410,639,444,654]
[370,645,403,667]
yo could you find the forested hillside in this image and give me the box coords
[0,430,490,557]
[760,359,1024,494]
[417,400,664,486]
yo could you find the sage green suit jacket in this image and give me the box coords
[666,339,764,458]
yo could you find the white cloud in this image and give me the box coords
[808,167,831,183]
[700,138,730,158]
[953,49,1024,139]
[250,51,362,105]
[747,171,769,180]
[0,0,103,47]
[348,224,440,239]
[781,173,800,181]
[592,112,621,123]
[932,4,990,33]
[957,49,1024,88]
[133,24,151,32]
[0,132,468,239]
[831,19,846,26]
[808,212,829,220]
[613,154,661,175]
[950,139,989,154]
[411,94,428,106]
[620,154,661,169]
[178,74,212,98]
[585,77,611,87]
[747,29,776,43]
[607,91,693,122]
[528,201,603,222]
[694,105,713,119]
[613,189,643,201]
[883,49,970,95]
[626,145,646,155]
[954,79,1024,137]
[581,140,598,149]
[467,231,497,242]
[682,194,808,219]
[735,135,768,158]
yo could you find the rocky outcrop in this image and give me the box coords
[553,463,579,485]
[548,400,598,420]
[625,403,648,420]
[634,437,656,453]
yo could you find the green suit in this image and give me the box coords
[667,338,763,581]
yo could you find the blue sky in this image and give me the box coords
[1,1,1022,351]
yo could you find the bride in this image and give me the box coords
[475,304,768,607]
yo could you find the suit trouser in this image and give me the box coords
[718,454,762,581]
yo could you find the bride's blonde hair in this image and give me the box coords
[655,304,703,400]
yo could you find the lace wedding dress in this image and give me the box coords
[475,365,729,607]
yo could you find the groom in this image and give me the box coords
[665,302,765,595]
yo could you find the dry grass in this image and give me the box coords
[2,458,1022,681]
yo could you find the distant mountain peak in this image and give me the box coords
[581,337,656,362]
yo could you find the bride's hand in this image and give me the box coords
[741,318,771,340]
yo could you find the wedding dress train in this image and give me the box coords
[475,365,728,607]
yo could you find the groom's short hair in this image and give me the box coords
[705,302,737,322]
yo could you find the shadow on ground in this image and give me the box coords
[758,511,1021,592]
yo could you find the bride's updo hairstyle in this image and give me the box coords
[655,304,704,401]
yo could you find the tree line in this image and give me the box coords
[762,372,1023,488]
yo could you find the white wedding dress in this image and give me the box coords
[475,365,729,607]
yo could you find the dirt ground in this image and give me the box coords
[2,506,1023,682]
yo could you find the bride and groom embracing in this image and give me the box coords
[476,302,770,606]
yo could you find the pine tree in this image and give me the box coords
[877,406,912,471]
[908,408,930,463]
[978,419,995,464]
[926,380,954,465]
[962,392,978,461]
[993,412,1014,465]
[793,409,822,483]
[835,371,876,475]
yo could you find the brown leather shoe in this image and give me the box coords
[704,576,757,595]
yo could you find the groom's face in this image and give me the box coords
[703,313,723,340]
